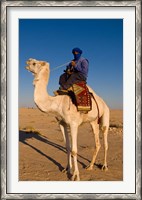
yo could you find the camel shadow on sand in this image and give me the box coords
[19,130,66,172]
[19,130,103,176]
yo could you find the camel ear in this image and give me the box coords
[41,61,46,66]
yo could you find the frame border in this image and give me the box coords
[1,0,141,199]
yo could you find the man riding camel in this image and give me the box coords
[59,47,89,91]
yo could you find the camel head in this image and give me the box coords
[26,58,50,85]
[26,58,50,74]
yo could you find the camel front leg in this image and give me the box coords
[86,121,101,170]
[59,124,72,173]
[70,124,80,181]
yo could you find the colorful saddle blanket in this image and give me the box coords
[72,82,92,111]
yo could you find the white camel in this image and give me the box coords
[26,58,110,181]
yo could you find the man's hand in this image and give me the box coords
[71,61,76,67]
[66,69,73,75]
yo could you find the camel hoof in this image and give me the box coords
[85,165,93,170]
[71,174,80,181]
[101,165,108,171]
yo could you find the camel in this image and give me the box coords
[25,58,110,181]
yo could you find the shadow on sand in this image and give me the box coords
[19,130,100,174]
[19,130,66,172]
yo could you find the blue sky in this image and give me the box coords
[19,19,123,109]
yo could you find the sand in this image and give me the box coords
[19,108,123,181]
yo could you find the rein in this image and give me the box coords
[50,61,70,72]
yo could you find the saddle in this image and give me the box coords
[54,82,92,112]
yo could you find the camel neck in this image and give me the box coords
[33,69,60,113]
[34,79,50,112]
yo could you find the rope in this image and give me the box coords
[50,61,70,72]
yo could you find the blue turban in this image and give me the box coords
[72,47,83,54]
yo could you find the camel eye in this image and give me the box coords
[33,63,36,66]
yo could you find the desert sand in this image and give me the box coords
[19,108,123,181]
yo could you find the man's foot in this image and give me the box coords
[67,86,73,91]
[53,89,68,96]
[53,90,59,96]
[54,86,73,96]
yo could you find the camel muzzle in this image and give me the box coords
[25,66,29,70]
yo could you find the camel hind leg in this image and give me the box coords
[101,125,109,171]
[101,105,109,171]
[86,105,109,171]
[86,120,101,170]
